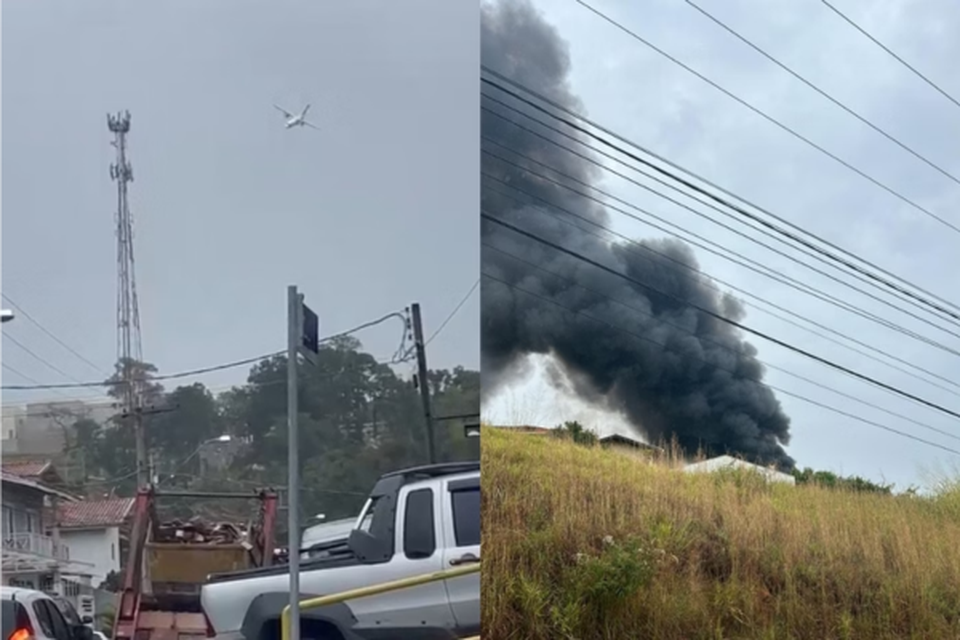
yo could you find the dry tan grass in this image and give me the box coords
[481,426,960,640]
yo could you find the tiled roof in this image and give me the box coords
[57,498,135,528]
[2,459,53,478]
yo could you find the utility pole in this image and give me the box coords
[410,303,436,464]
[117,403,176,486]
[147,450,157,486]
[109,110,147,487]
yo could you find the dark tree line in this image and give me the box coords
[66,336,479,522]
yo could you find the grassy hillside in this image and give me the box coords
[481,427,960,640]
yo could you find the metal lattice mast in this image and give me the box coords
[108,110,146,485]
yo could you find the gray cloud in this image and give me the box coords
[483,0,960,487]
[2,0,479,407]
[481,0,794,468]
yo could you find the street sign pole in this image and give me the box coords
[285,286,319,640]
[286,285,301,640]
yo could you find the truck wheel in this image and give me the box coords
[261,619,344,640]
[301,620,345,640]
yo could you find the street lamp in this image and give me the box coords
[1,310,14,323]
[187,434,232,461]
[154,435,233,485]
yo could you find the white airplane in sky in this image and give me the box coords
[274,103,319,130]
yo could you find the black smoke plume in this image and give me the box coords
[480,0,795,469]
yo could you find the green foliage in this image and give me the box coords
[73,339,478,534]
[793,467,893,495]
[96,608,116,635]
[575,536,657,612]
[553,420,598,446]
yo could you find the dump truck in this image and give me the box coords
[112,487,279,640]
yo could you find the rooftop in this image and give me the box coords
[0,470,78,501]
[57,498,135,529]
[598,433,662,451]
[2,459,54,478]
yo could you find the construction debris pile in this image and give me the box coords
[153,518,255,550]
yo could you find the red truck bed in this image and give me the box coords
[112,488,278,640]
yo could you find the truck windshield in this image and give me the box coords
[53,598,82,626]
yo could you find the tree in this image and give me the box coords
[62,417,103,484]
[74,340,480,527]
[792,467,893,494]
[554,420,598,446]
[101,358,165,473]
[430,366,480,462]
[149,383,222,465]
[104,358,165,412]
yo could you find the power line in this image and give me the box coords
[482,174,960,399]
[685,0,960,187]
[1,363,87,403]
[425,278,480,347]
[482,212,960,423]
[569,0,960,235]
[480,77,960,392]
[480,94,960,342]
[821,0,960,111]
[484,239,960,444]
[3,333,104,394]
[480,270,960,457]
[481,69,960,321]
[3,363,46,387]
[1,345,415,409]
[481,148,960,360]
[481,132,960,344]
[1,351,279,391]
[2,351,412,416]
[69,350,436,490]
[1,310,410,391]
[1,294,110,376]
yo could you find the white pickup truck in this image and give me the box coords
[200,462,480,640]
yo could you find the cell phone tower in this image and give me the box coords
[108,110,147,485]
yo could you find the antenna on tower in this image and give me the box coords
[109,110,147,486]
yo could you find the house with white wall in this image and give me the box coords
[683,455,796,485]
[1,469,93,594]
[56,498,134,586]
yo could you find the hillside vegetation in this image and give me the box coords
[482,427,960,640]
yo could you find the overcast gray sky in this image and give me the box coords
[482,0,960,490]
[2,1,479,409]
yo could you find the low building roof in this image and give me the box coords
[684,455,796,485]
[2,459,54,478]
[1,470,78,501]
[57,498,135,529]
[598,433,662,451]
